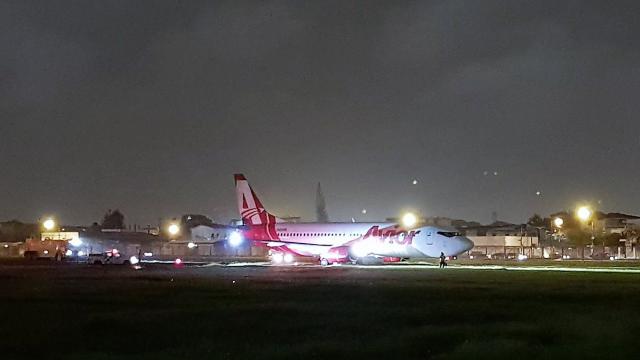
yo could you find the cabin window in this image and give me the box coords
[437,231,461,238]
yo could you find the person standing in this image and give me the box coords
[439,252,447,268]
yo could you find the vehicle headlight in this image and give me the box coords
[69,238,83,247]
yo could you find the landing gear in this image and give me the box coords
[320,258,329,266]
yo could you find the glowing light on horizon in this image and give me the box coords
[229,231,243,247]
[402,213,417,228]
[577,206,592,222]
[43,218,55,231]
[553,217,564,228]
[168,224,180,236]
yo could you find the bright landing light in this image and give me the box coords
[402,212,417,228]
[283,253,294,263]
[272,253,283,263]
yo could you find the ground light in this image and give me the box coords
[402,212,417,228]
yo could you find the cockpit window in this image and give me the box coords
[437,231,461,238]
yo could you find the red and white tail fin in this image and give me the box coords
[234,174,280,226]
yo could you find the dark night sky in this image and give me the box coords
[2,0,640,226]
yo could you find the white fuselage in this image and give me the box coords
[259,222,473,259]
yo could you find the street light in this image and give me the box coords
[577,206,592,222]
[402,212,417,228]
[576,206,595,257]
[43,218,56,231]
[168,223,180,237]
[553,217,564,228]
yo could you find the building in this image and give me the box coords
[458,222,539,258]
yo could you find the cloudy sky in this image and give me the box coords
[2,0,639,226]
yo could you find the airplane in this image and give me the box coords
[233,174,474,265]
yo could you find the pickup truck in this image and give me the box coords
[87,249,132,265]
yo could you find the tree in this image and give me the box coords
[527,214,551,245]
[527,214,549,228]
[600,233,623,247]
[101,209,125,229]
[565,228,591,247]
[89,222,101,232]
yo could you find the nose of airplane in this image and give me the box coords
[457,236,474,253]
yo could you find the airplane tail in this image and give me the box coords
[234,174,280,226]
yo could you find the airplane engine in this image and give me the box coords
[321,246,349,265]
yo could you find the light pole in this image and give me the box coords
[553,217,564,259]
[577,206,594,258]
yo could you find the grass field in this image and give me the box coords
[2,263,640,359]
